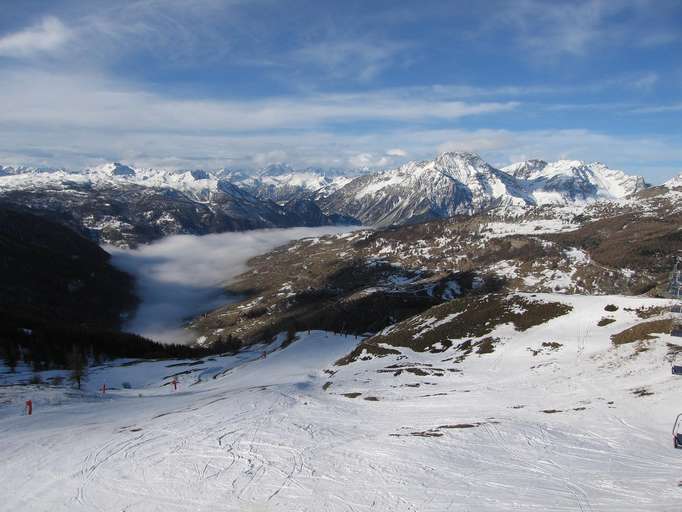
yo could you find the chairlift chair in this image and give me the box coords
[670,307,682,338]
[673,414,682,449]
[670,286,682,338]
[671,324,682,338]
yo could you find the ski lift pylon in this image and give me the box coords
[673,414,682,449]
[668,257,682,338]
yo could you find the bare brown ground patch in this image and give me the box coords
[611,319,671,346]
[342,392,362,398]
[632,387,654,397]
[528,341,563,356]
[391,420,499,438]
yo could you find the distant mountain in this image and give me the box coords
[320,152,533,226]
[664,173,682,189]
[0,155,651,240]
[321,152,649,226]
[0,164,358,247]
[502,159,647,205]
[234,165,356,203]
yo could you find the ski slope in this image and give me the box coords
[2,294,682,511]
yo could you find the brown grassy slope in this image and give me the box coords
[549,213,682,294]
[337,294,572,364]
[611,320,672,345]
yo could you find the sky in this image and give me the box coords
[0,0,681,183]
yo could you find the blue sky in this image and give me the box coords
[0,0,681,182]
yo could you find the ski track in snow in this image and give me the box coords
[2,294,682,511]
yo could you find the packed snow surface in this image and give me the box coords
[2,294,682,511]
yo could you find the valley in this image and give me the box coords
[107,225,360,343]
[3,3,681,510]
[2,151,682,511]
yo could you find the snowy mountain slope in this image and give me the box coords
[321,152,534,226]
[319,153,648,227]
[0,155,655,240]
[0,163,357,247]
[2,293,682,511]
[664,172,682,189]
[0,162,253,201]
[235,164,356,203]
[503,159,648,205]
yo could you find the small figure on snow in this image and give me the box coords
[25,399,32,416]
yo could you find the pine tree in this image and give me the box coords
[2,341,18,372]
[68,345,87,389]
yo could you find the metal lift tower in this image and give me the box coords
[669,257,682,337]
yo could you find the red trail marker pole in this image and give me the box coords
[25,399,32,416]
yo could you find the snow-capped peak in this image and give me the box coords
[502,159,548,179]
[502,159,647,205]
[664,173,682,189]
[321,151,534,226]
[258,163,296,177]
[190,169,210,180]
[91,162,137,177]
[433,151,496,180]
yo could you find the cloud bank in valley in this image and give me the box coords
[108,226,356,344]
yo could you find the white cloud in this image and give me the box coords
[631,72,659,90]
[0,70,517,133]
[630,103,682,114]
[293,39,409,81]
[2,121,680,183]
[0,65,678,182]
[0,17,71,57]
[486,0,680,57]
[349,153,393,169]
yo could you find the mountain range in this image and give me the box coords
[0,162,357,247]
[321,152,650,226]
[0,152,667,245]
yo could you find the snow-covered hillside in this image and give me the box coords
[322,152,534,226]
[0,162,259,202]
[322,152,648,226]
[2,293,682,511]
[236,164,354,203]
[503,159,648,205]
[0,163,357,246]
[0,154,660,243]
[664,173,682,189]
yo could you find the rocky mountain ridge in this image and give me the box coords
[0,152,662,246]
[321,152,649,226]
[0,163,358,247]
